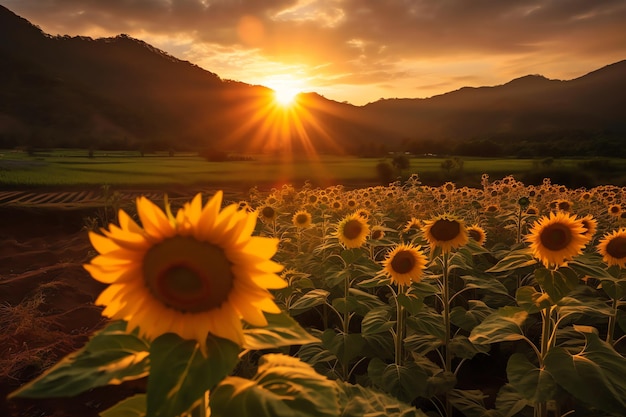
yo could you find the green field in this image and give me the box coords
[1,149,624,189]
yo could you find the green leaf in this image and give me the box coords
[147,333,239,417]
[600,278,626,300]
[567,253,617,281]
[448,389,499,417]
[506,353,557,403]
[243,311,320,350]
[425,371,457,398]
[348,288,386,315]
[486,248,537,273]
[556,296,612,325]
[460,275,511,297]
[411,281,440,297]
[362,306,395,335]
[515,286,553,314]
[100,394,146,417]
[495,384,531,417]
[332,296,359,315]
[449,335,490,360]
[368,358,429,403]
[450,300,495,331]
[397,291,424,315]
[544,329,626,414]
[404,333,443,356]
[468,306,528,345]
[289,289,330,316]
[321,329,365,366]
[363,332,395,361]
[10,321,149,398]
[335,380,428,417]
[210,354,340,417]
[406,309,445,340]
[534,267,579,303]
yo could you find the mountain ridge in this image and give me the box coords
[1,4,625,157]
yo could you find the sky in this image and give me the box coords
[2,0,626,106]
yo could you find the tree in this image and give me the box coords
[376,161,395,185]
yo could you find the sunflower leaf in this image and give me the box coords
[534,267,579,303]
[468,306,528,345]
[288,289,330,316]
[367,358,430,403]
[100,393,146,417]
[506,353,558,403]
[210,354,340,417]
[544,329,626,414]
[335,380,428,417]
[243,311,320,350]
[9,321,149,399]
[147,333,239,417]
[485,248,536,273]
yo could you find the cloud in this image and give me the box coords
[2,0,625,104]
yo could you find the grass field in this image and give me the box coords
[1,149,625,189]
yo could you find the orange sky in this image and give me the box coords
[2,0,626,105]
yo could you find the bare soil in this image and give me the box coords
[0,207,145,417]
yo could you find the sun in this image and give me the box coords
[273,86,300,106]
[262,75,306,107]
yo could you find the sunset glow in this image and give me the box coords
[2,1,625,105]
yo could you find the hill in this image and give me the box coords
[1,5,625,157]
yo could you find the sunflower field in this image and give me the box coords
[10,174,626,417]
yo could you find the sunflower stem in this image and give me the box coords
[395,284,405,366]
[342,264,351,381]
[516,205,523,244]
[442,251,452,417]
[537,305,553,417]
[190,391,209,417]
[607,295,619,345]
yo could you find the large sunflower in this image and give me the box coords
[335,212,370,248]
[422,214,468,253]
[597,228,626,268]
[84,192,285,353]
[525,211,589,268]
[382,244,428,286]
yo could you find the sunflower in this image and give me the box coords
[608,204,622,217]
[83,192,285,353]
[402,217,423,233]
[525,211,589,268]
[579,214,597,240]
[382,244,428,286]
[467,224,487,246]
[371,226,385,240]
[525,205,539,216]
[292,210,312,229]
[335,212,370,248]
[422,214,468,253]
[597,229,626,268]
[258,205,278,223]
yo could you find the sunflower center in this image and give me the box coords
[606,236,626,260]
[430,219,461,241]
[342,219,363,240]
[391,251,415,274]
[539,223,572,251]
[469,229,482,241]
[262,206,275,218]
[296,214,309,224]
[143,236,233,313]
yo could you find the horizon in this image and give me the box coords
[2,1,626,105]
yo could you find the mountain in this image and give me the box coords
[1,5,625,157]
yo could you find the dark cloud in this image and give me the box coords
[2,0,625,104]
